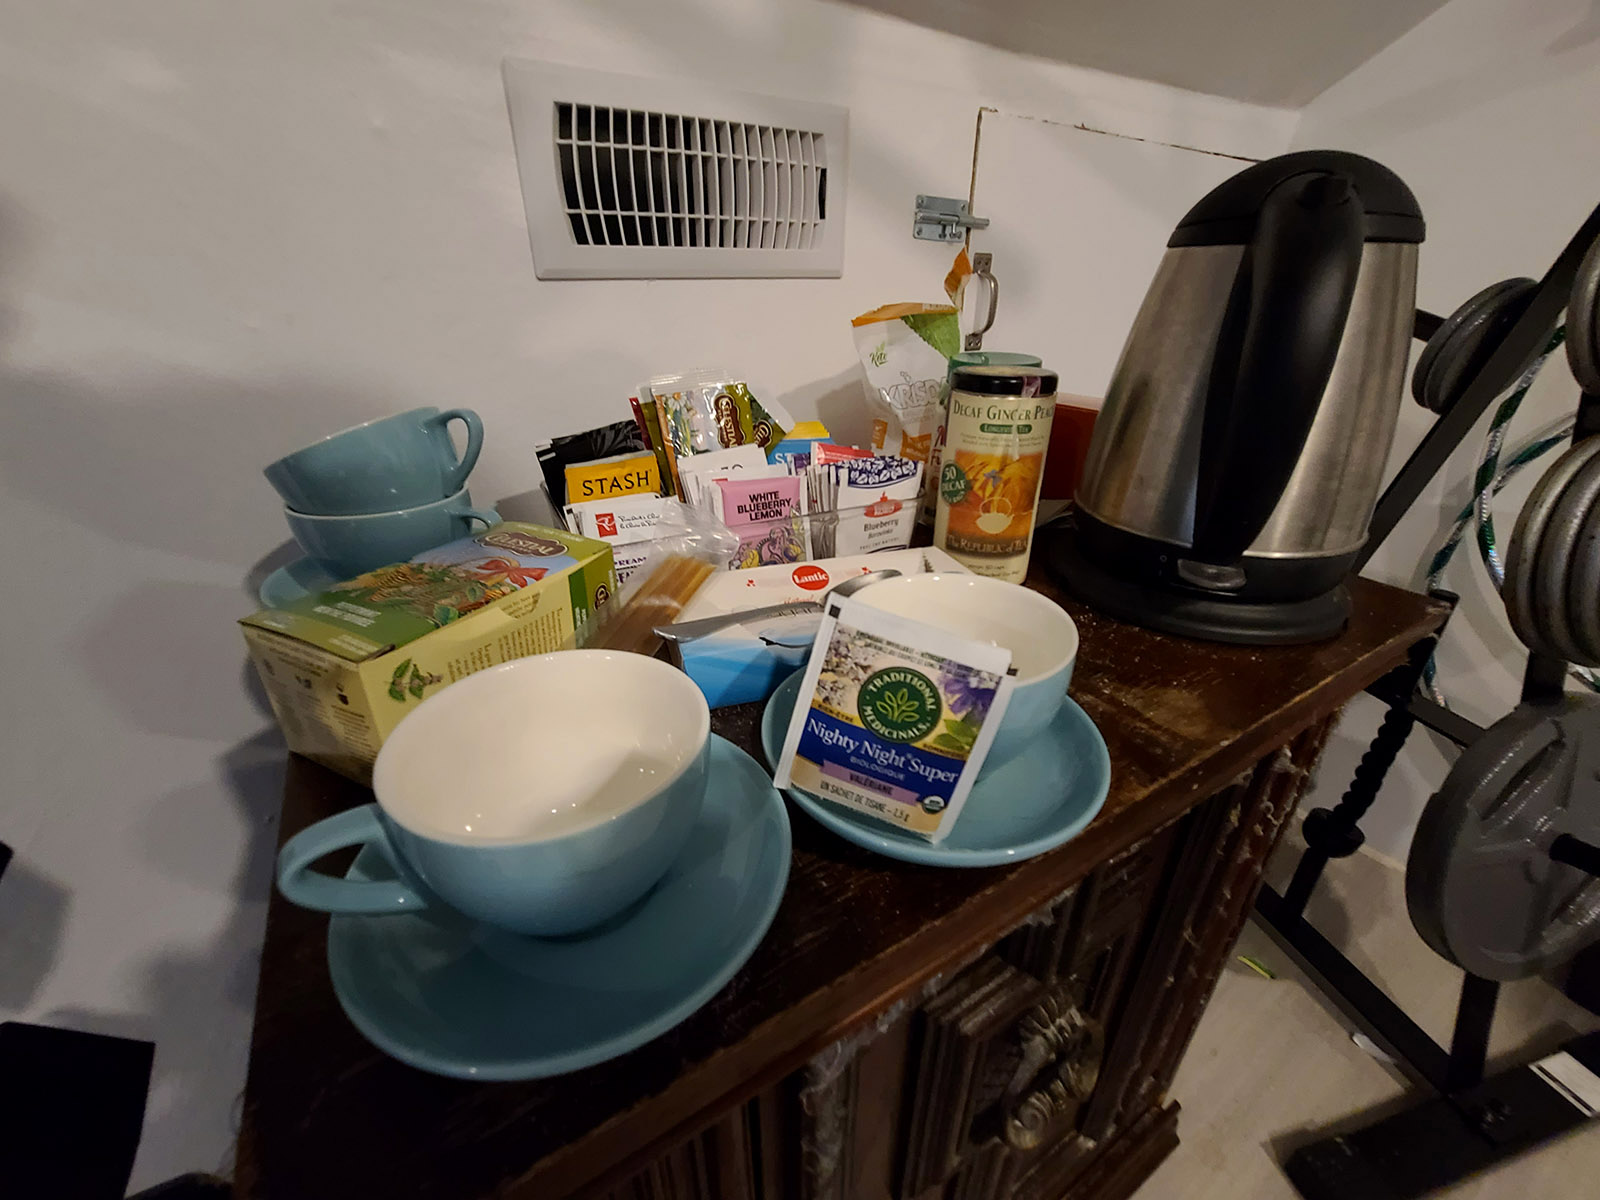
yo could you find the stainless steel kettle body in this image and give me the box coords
[1066,151,1424,636]
[1079,242,1417,578]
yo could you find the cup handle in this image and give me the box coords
[432,408,484,492]
[450,505,500,529]
[276,803,429,916]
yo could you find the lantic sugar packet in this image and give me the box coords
[772,595,1015,841]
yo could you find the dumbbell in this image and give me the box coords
[1503,235,1600,667]
[1412,277,1539,414]
[1504,437,1600,666]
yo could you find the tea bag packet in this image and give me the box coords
[536,419,649,508]
[766,420,833,472]
[772,596,1015,842]
[675,443,772,514]
[717,474,809,567]
[803,442,873,515]
[629,396,676,497]
[565,492,676,583]
[648,372,790,494]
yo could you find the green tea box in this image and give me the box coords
[241,523,615,783]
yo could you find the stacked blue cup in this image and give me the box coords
[264,407,497,579]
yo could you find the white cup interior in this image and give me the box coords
[372,650,710,844]
[853,574,1078,683]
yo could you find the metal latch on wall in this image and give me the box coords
[913,194,990,243]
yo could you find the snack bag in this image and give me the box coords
[850,304,959,472]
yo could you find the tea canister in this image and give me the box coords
[934,364,1059,583]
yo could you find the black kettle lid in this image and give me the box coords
[1169,150,1424,247]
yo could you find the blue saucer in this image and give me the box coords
[258,556,339,607]
[326,735,791,1080]
[761,670,1109,867]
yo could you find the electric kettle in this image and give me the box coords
[1054,150,1424,643]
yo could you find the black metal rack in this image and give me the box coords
[1253,203,1600,1098]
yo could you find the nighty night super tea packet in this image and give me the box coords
[772,596,1016,841]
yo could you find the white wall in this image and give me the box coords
[1288,0,1600,861]
[0,0,1293,1187]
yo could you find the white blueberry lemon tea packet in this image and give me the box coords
[772,595,1015,841]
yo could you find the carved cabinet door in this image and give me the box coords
[895,823,1174,1200]
[897,718,1331,1200]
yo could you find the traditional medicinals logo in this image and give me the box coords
[857,667,942,743]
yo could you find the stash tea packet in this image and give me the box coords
[772,595,1015,841]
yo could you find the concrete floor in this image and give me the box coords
[1139,835,1600,1199]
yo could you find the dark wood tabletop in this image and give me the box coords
[233,571,1447,1200]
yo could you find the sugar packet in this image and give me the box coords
[804,454,923,556]
[772,595,1015,841]
[833,453,923,504]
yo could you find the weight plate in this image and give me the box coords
[1568,235,1600,394]
[1537,449,1600,667]
[1504,438,1600,658]
[1413,278,1538,413]
[1406,696,1600,980]
[1570,476,1600,665]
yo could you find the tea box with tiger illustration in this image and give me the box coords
[240,523,615,782]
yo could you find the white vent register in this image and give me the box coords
[504,60,848,279]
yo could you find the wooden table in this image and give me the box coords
[234,572,1447,1200]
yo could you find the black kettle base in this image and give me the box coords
[1038,520,1351,646]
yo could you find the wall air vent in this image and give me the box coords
[504,59,847,280]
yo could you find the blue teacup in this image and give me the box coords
[264,407,485,515]
[285,487,499,578]
[854,573,1079,775]
[276,651,712,937]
